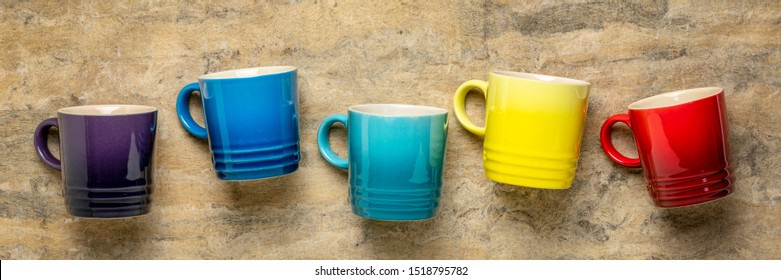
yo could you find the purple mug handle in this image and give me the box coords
[34,118,61,170]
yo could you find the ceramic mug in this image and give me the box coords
[34,105,158,218]
[453,71,590,189]
[600,87,734,208]
[177,66,301,180]
[317,104,448,221]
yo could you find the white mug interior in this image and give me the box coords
[58,105,158,116]
[199,66,296,79]
[349,104,448,117]
[628,87,723,110]
[492,71,591,86]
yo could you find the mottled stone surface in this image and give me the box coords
[1,0,779,259]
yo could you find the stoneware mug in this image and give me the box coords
[34,105,158,218]
[600,87,734,208]
[453,71,590,189]
[317,104,448,221]
[177,66,300,180]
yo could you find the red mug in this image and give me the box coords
[600,87,734,208]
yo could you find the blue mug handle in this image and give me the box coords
[176,82,208,139]
[317,114,348,169]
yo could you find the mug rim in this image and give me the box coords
[348,104,448,117]
[491,70,591,86]
[628,87,723,110]
[58,105,158,116]
[199,66,296,80]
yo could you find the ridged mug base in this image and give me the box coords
[351,206,437,221]
[67,207,151,219]
[212,143,300,181]
[349,185,441,221]
[485,171,573,189]
[215,162,299,181]
[483,149,577,189]
[649,168,734,208]
[64,184,152,218]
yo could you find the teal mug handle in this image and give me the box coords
[317,114,348,169]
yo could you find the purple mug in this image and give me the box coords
[34,105,158,218]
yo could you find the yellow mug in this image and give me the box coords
[453,71,590,189]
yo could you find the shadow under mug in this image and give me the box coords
[600,87,734,208]
[453,71,590,189]
[177,66,301,181]
[34,105,158,218]
[317,104,449,221]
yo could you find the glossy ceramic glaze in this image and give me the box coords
[176,66,300,180]
[317,104,448,221]
[600,87,734,208]
[34,105,158,218]
[453,71,590,189]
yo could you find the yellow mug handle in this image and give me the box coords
[453,80,488,136]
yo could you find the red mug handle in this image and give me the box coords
[600,113,642,168]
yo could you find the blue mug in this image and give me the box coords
[177,66,300,180]
[317,104,449,221]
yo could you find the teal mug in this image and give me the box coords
[317,104,449,221]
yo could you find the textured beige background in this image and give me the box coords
[1,0,780,259]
